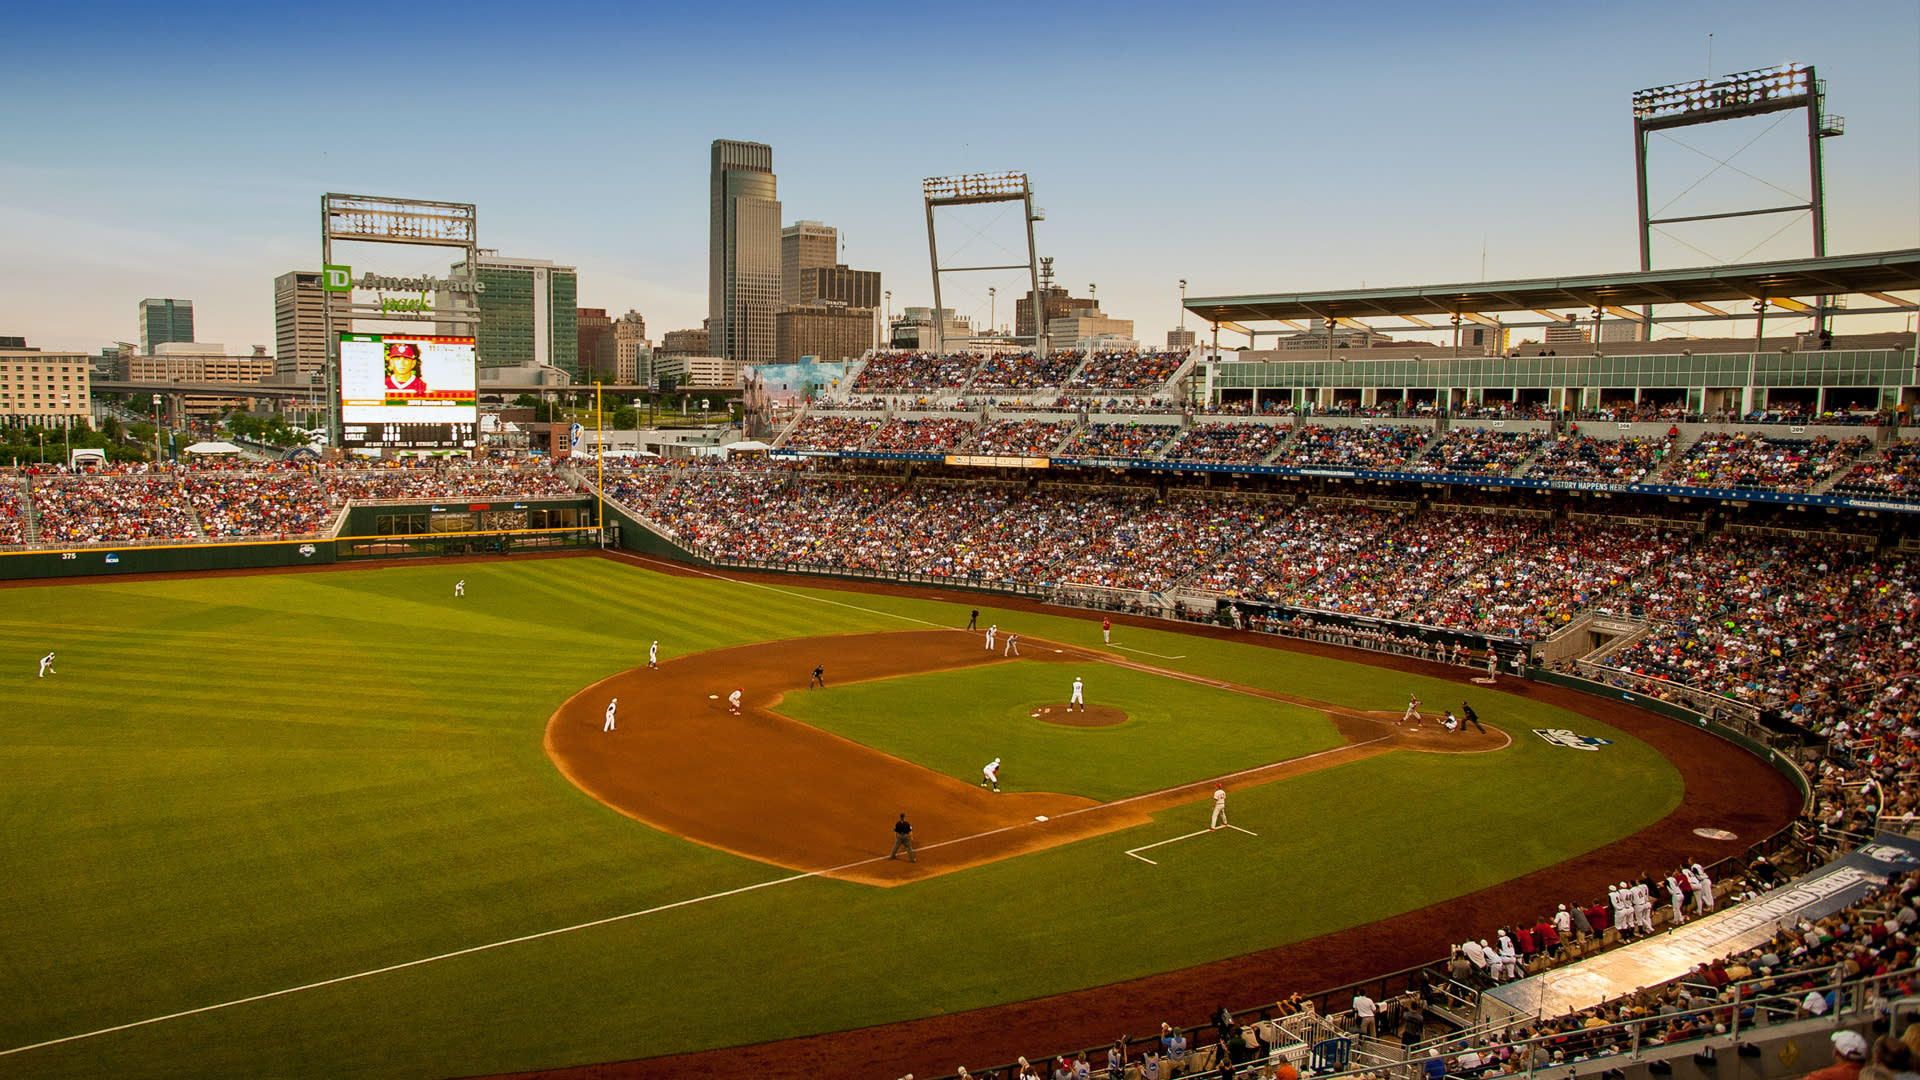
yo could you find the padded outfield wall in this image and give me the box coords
[0,498,603,581]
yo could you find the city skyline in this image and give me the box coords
[3,0,1917,354]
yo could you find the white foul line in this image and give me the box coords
[1109,644,1186,659]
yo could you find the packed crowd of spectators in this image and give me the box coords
[1060,422,1181,460]
[971,351,1082,392]
[4,461,580,546]
[31,474,203,544]
[1598,533,1908,714]
[1833,442,1920,502]
[1271,426,1430,470]
[867,417,980,454]
[182,471,333,538]
[1525,435,1674,484]
[1185,503,1404,603]
[1665,433,1873,493]
[0,479,24,546]
[1409,429,1550,477]
[780,414,883,452]
[1450,401,1558,421]
[1161,423,1290,466]
[850,351,979,392]
[1065,350,1186,392]
[1419,519,1697,639]
[964,420,1076,457]
[1291,508,1544,619]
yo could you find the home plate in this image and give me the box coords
[1035,815,1049,822]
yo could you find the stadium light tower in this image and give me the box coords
[1632,63,1843,333]
[923,172,1043,355]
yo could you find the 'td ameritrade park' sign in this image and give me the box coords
[324,265,484,314]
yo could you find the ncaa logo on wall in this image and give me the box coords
[1532,728,1614,751]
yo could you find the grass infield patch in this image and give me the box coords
[773,661,1343,800]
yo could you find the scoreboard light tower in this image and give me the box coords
[1632,63,1844,334]
[923,171,1044,355]
[319,193,480,449]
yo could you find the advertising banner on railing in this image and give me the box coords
[759,448,1920,514]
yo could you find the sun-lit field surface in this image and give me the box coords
[0,558,1678,1079]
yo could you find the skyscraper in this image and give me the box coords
[273,272,328,382]
[138,298,195,353]
[781,220,837,304]
[710,140,780,369]
[446,255,579,375]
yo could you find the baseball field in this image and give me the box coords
[0,553,1788,1079]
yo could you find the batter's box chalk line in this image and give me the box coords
[1124,823,1259,865]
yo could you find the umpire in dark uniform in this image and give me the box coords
[889,813,915,862]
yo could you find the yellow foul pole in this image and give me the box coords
[596,382,605,548]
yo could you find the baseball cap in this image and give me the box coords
[1833,1032,1869,1060]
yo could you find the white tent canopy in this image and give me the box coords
[184,441,243,455]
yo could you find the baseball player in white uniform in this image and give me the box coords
[1553,904,1573,940]
[1004,633,1019,656]
[1070,677,1085,712]
[1665,873,1688,924]
[603,698,617,732]
[1690,861,1715,911]
[728,688,743,715]
[1210,783,1228,830]
[1402,694,1422,726]
[1631,880,1655,933]
[1496,931,1519,981]
[648,641,659,669]
[981,757,1001,791]
[38,651,55,678]
[1609,883,1631,934]
[985,624,997,651]
[453,579,464,597]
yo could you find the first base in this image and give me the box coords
[1035,815,1049,822]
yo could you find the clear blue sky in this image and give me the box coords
[3,0,1917,353]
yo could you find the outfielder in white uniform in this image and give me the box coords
[648,641,659,669]
[603,698,617,732]
[454,579,464,597]
[1070,677,1085,712]
[38,651,55,678]
[1210,784,1229,830]
[981,757,1001,791]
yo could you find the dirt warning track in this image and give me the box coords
[545,628,1502,886]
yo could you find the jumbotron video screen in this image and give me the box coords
[338,333,478,450]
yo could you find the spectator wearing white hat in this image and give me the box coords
[1804,1031,1870,1080]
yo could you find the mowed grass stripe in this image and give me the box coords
[0,558,1684,1079]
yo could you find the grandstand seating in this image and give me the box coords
[1272,425,1428,470]
[1661,432,1872,492]
[1160,422,1288,465]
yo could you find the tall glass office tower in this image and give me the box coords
[710,140,780,370]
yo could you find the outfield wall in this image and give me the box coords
[0,498,605,581]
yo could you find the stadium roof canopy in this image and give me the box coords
[1184,248,1920,326]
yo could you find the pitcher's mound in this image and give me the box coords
[1028,703,1127,728]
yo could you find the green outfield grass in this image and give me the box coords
[0,558,1681,1079]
